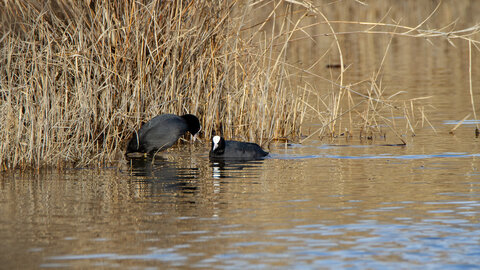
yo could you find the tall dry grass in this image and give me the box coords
[0,0,309,170]
[1,0,479,170]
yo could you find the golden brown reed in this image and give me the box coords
[0,0,308,170]
[1,0,479,170]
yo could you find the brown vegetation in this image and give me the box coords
[1,0,479,170]
[0,0,307,169]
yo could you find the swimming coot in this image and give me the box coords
[209,135,268,160]
[126,114,200,155]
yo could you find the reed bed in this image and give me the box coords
[1,0,479,170]
[0,0,309,170]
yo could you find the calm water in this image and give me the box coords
[2,1,480,269]
[1,132,480,269]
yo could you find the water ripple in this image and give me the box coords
[272,152,480,160]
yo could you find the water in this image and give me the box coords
[2,1,480,269]
[1,131,480,269]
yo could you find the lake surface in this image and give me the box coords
[1,130,480,269]
[2,1,480,269]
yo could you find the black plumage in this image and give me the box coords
[209,136,268,160]
[126,114,200,154]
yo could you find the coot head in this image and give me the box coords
[211,135,225,154]
[181,114,201,136]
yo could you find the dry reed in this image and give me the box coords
[1,0,479,170]
[0,0,309,170]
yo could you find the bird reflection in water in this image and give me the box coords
[127,157,199,197]
[209,159,266,180]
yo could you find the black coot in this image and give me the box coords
[209,135,268,160]
[126,114,200,155]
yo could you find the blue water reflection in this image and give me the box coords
[36,149,480,269]
[2,133,480,269]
